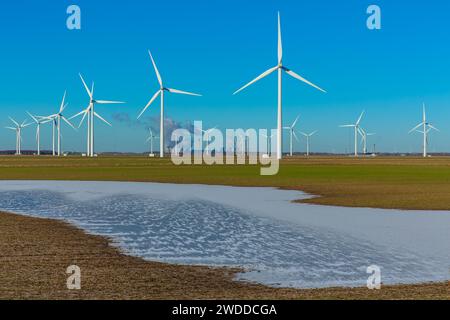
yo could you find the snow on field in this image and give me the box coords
[0,180,448,288]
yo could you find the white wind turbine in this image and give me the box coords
[27,112,51,155]
[71,74,125,157]
[283,114,300,156]
[47,91,76,156]
[137,50,202,158]
[339,111,365,157]
[233,12,326,160]
[299,130,317,156]
[358,127,376,155]
[409,104,438,157]
[5,117,31,155]
[146,128,159,155]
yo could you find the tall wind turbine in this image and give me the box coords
[71,74,125,157]
[6,117,31,155]
[283,114,300,156]
[146,128,159,155]
[409,104,438,157]
[339,111,365,157]
[47,91,76,156]
[233,12,326,160]
[27,112,51,155]
[137,50,202,158]
[300,130,317,156]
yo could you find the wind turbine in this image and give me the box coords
[27,112,51,155]
[233,12,326,160]
[137,50,202,158]
[47,91,76,156]
[339,111,365,157]
[5,117,31,155]
[409,104,438,157]
[283,114,300,156]
[71,74,125,157]
[146,128,159,155]
[358,127,376,155]
[299,130,317,156]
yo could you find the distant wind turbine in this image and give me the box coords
[358,127,375,155]
[47,91,76,156]
[27,112,51,155]
[146,128,159,155]
[137,50,202,158]
[339,111,365,157]
[283,114,300,156]
[233,12,326,160]
[5,117,31,155]
[71,74,125,157]
[299,130,317,156]
[409,104,438,157]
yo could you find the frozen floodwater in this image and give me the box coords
[0,180,448,288]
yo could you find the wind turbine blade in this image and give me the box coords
[59,91,67,113]
[78,111,88,128]
[310,130,318,136]
[278,11,282,64]
[5,127,16,130]
[299,132,308,137]
[409,123,423,134]
[233,66,278,95]
[79,74,92,98]
[292,114,300,128]
[356,111,365,126]
[339,124,355,128]
[69,110,86,120]
[95,100,125,104]
[148,50,162,86]
[166,88,202,96]
[357,127,365,137]
[293,130,299,142]
[8,117,19,127]
[423,103,426,122]
[428,124,439,132]
[282,126,291,130]
[27,111,38,123]
[137,90,161,119]
[62,116,76,130]
[94,112,112,126]
[283,68,326,93]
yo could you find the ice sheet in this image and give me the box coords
[0,180,448,288]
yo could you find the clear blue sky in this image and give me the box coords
[1,0,450,153]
